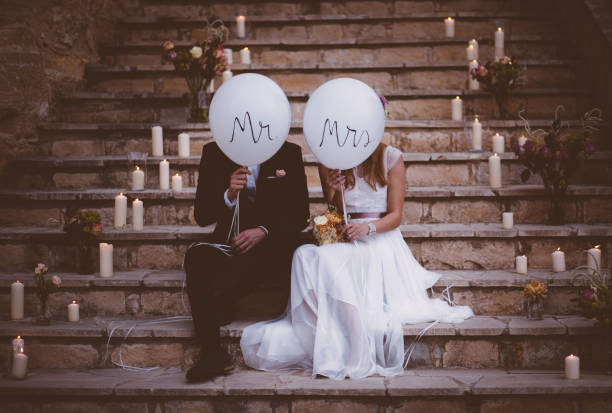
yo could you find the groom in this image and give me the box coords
[184,140,310,382]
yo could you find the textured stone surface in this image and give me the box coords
[443,340,499,368]
[27,344,99,369]
[110,343,183,369]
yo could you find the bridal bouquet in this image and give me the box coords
[312,207,346,246]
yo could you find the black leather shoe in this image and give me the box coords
[185,350,233,383]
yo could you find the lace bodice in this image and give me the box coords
[344,146,403,214]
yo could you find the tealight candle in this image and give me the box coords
[178,133,190,158]
[114,192,127,229]
[495,27,505,59]
[565,354,580,379]
[224,48,233,64]
[10,280,24,320]
[99,243,113,278]
[552,247,566,272]
[151,126,163,157]
[466,44,478,60]
[67,300,79,322]
[516,255,528,274]
[586,245,602,275]
[172,173,183,192]
[488,153,502,189]
[159,159,170,190]
[131,166,145,191]
[492,132,505,153]
[222,70,233,83]
[240,47,251,64]
[451,96,463,121]
[468,59,479,90]
[11,348,28,379]
[518,135,527,147]
[236,15,246,38]
[502,212,513,229]
[472,117,482,150]
[444,17,455,37]
[133,199,144,231]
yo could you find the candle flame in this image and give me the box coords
[243,47,249,51]
[497,27,502,31]
[468,45,474,49]
[135,198,139,202]
[446,17,453,20]
[472,59,477,63]
[494,153,498,156]
[455,96,460,99]
[595,245,601,249]
[163,159,167,162]
[471,38,476,42]
[474,117,479,122]
[17,336,21,339]
[557,247,561,251]
[175,173,180,177]
[72,300,76,304]
[495,132,499,136]
[120,192,123,196]
[135,166,140,171]
[19,348,24,353]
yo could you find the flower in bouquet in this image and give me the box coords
[522,281,548,299]
[190,46,203,59]
[312,207,347,245]
[63,207,103,241]
[470,56,521,119]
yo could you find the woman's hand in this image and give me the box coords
[343,222,370,242]
[326,169,345,191]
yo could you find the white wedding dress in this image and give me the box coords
[241,146,473,379]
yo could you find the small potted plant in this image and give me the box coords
[63,207,103,274]
[523,281,548,320]
[33,263,61,325]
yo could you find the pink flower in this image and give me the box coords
[167,50,177,60]
[499,56,511,64]
[275,169,286,178]
[477,65,488,76]
[162,40,175,51]
[34,263,48,276]
[51,275,62,287]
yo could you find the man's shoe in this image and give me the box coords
[185,350,233,383]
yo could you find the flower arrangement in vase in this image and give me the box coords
[33,264,61,325]
[523,281,548,320]
[162,19,229,122]
[63,207,103,274]
[470,56,522,119]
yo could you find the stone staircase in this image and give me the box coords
[1,0,612,411]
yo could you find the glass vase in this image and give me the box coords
[524,296,544,320]
[548,197,565,225]
[36,298,52,325]
[188,89,209,123]
[75,241,95,275]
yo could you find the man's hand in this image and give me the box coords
[231,228,267,255]
[228,167,251,202]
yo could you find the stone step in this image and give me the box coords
[7,152,612,189]
[1,269,606,318]
[0,223,609,272]
[1,185,611,227]
[2,368,611,413]
[0,316,605,371]
[58,88,591,123]
[86,61,577,92]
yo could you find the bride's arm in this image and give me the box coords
[317,164,345,210]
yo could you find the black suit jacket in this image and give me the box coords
[194,141,310,261]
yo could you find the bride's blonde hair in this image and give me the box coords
[342,143,388,191]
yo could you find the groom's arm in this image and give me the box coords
[193,144,228,227]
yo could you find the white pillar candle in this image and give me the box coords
[132,199,144,231]
[552,247,566,272]
[586,245,602,274]
[172,173,183,192]
[131,166,145,191]
[236,15,246,38]
[518,135,527,147]
[10,280,24,320]
[151,126,163,157]
[159,159,170,190]
[564,354,580,379]
[67,300,79,322]
[99,243,113,278]
[240,47,251,64]
[222,70,233,83]
[206,79,215,94]
[451,96,463,121]
[494,27,505,59]
[444,17,455,37]
[488,153,502,189]
[472,117,482,150]
[516,255,528,274]
[502,212,513,229]
[469,39,479,56]
[466,44,478,60]
[468,59,479,90]
[11,349,28,379]
[492,132,505,153]
[114,192,127,229]
[8,336,24,373]
[178,133,190,158]
[224,48,233,65]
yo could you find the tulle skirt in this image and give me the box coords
[240,226,474,380]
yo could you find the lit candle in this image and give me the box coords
[552,247,566,272]
[492,132,505,153]
[131,166,145,191]
[114,192,127,229]
[240,47,251,64]
[489,153,502,189]
[11,348,28,379]
[99,243,113,278]
[444,17,455,37]
[172,173,183,192]
[222,70,233,83]
[586,245,602,275]
[224,48,233,65]
[494,27,505,59]
[151,126,163,157]
[159,159,170,190]
[516,255,528,274]
[466,44,478,61]
[565,354,580,379]
[518,135,527,147]
[8,336,24,373]
[67,300,79,322]
[451,96,463,121]
[178,133,190,158]
[236,15,246,38]
[132,199,144,231]
[468,59,479,90]
[469,39,479,56]
[10,280,24,320]
[502,212,513,229]
[472,116,482,150]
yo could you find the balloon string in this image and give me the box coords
[341,184,348,224]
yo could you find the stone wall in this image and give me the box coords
[0,0,139,179]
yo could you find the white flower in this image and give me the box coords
[51,275,62,286]
[190,46,203,59]
[34,263,48,275]
[275,169,286,178]
[314,215,328,226]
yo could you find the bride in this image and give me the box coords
[241,142,474,379]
